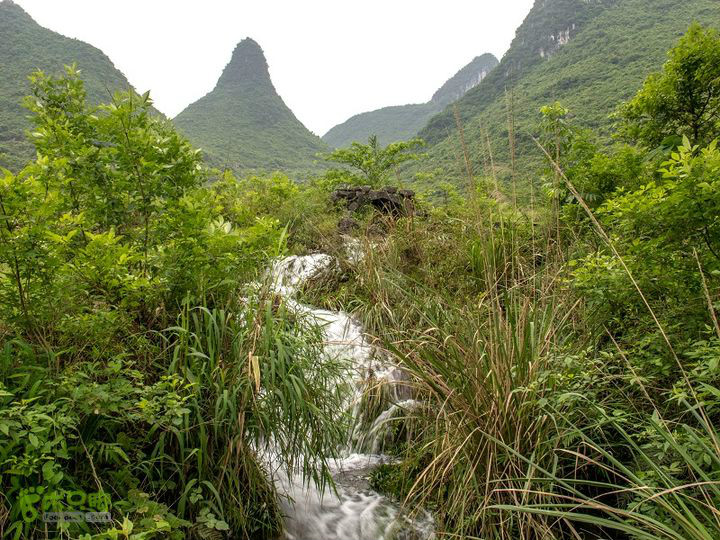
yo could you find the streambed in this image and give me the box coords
[267,254,434,540]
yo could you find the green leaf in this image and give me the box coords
[28,433,39,447]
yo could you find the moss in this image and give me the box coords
[369,463,414,501]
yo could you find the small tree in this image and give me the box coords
[323,135,424,187]
[25,67,204,271]
[618,23,720,148]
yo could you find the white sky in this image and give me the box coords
[13,0,534,135]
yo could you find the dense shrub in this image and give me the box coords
[0,70,346,539]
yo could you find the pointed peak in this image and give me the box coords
[473,53,500,64]
[235,37,263,53]
[1,0,28,14]
[0,0,36,26]
[2,0,22,11]
[216,37,273,91]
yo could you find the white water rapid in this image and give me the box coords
[267,253,434,540]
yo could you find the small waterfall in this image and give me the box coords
[266,253,434,540]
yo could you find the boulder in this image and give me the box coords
[338,215,360,233]
[331,186,415,217]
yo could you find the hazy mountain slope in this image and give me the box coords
[430,53,500,108]
[419,0,617,146]
[322,103,434,150]
[323,54,498,149]
[417,0,720,182]
[173,38,327,176]
[0,0,135,170]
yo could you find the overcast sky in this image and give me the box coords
[14,0,534,135]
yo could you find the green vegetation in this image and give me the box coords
[420,0,617,145]
[0,0,136,172]
[3,3,720,540]
[173,38,328,179]
[321,23,720,539]
[618,23,720,148]
[321,135,425,188]
[322,53,498,149]
[0,69,346,539]
[415,0,720,186]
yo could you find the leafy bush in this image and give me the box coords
[618,23,720,148]
[0,71,347,539]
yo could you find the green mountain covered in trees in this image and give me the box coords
[173,38,327,177]
[0,0,137,171]
[322,53,498,148]
[416,0,720,181]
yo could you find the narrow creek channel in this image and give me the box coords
[267,253,435,540]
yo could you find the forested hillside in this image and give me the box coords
[174,38,327,177]
[419,0,617,146]
[416,0,720,183]
[323,53,498,148]
[0,0,136,170]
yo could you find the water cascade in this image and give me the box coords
[266,253,434,540]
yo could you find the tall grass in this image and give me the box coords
[0,274,350,539]
[335,177,720,540]
[327,196,580,538]
[155,290,348,538]
[493,399,720,540]
[394,292,570,539]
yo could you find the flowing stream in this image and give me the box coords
[267,253,434,540]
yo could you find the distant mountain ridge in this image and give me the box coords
[431,54,500,107]
[415,0,720,181]
[173,38,327,177]
[419,0,617,146]
[322,53,498,149]
[0,0,137,170]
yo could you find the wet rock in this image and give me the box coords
[268,254,337,296]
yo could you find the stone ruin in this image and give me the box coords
[331,186,415,233]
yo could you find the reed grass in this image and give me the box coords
[156,290,349,537]
[328,174,720,539]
